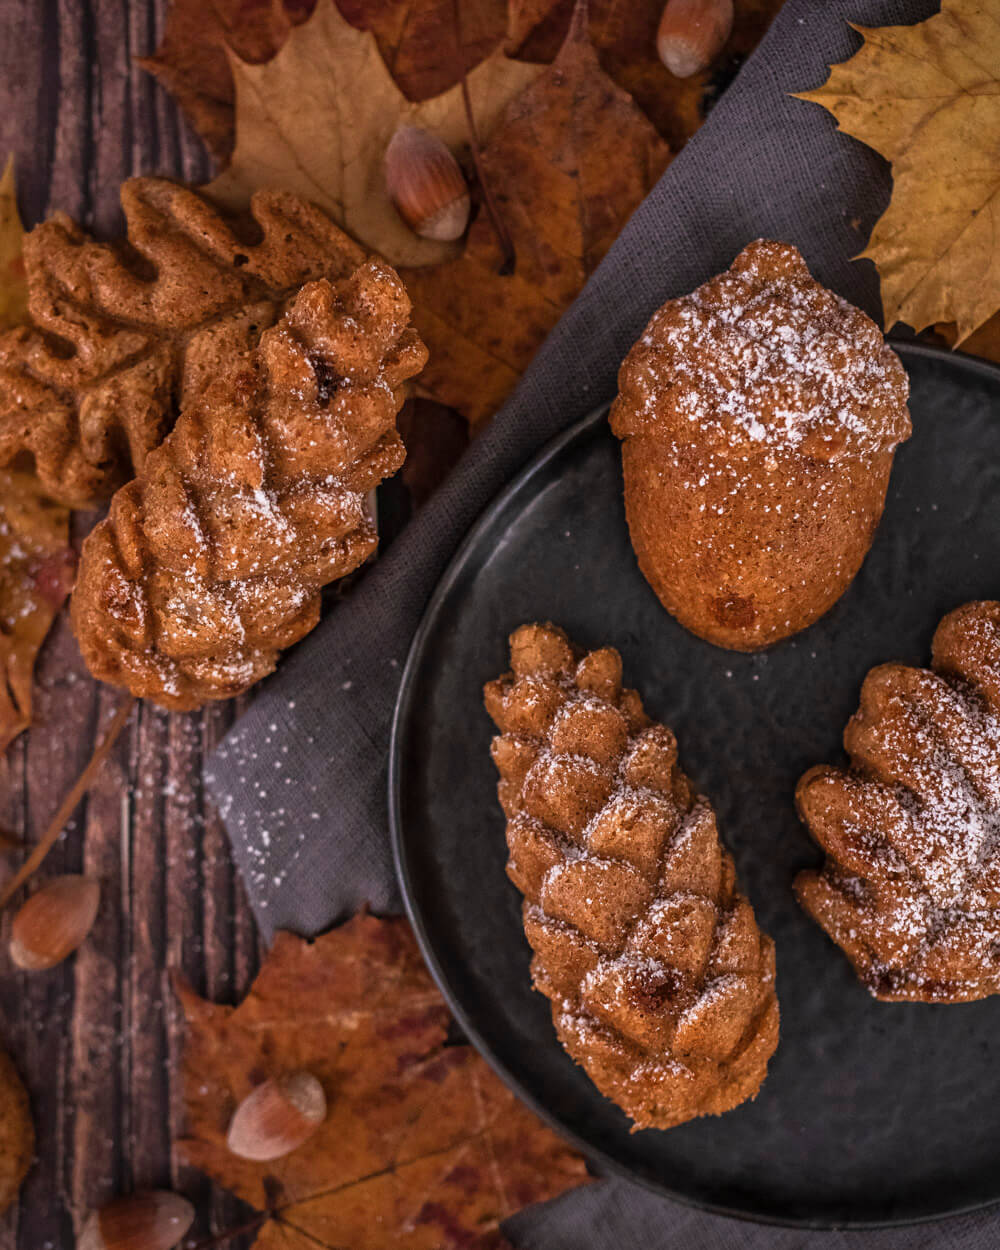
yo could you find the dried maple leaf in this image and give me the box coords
[402,6,670,424]
[139,0,317,162]
[0,469,74,753]
[176,913,589,1249]
[507,0,785,153]
[0,156,27,330]
[0,1043,33,1215]
[206,0,542,268]
[141,0,506,161]
[797,0,1000,343]
[0,177,366,506]
[338,0,507,102]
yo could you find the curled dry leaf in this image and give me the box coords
[935,313,1000,365]
[176,913,589,1249]
[0,469,74,753]
[0,156,27,330]
[206,0,542,268]
[797,0,1000,342]
[402,6,670,424]
[0,1044,33,1215]
[0,177,366,507]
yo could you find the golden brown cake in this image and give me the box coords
[485,623,779,1130]
[796,601,1000,1003]
[0,177,366,507]
[71,263,426,710]
[610,239,911,651]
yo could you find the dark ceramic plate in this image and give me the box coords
[389,343,1000,1229]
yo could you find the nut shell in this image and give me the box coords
[9,875,100,971]
[78,1192,194,1250]
[656,0,734,77]
[226,1071,327,1161]
[385,126,470,242]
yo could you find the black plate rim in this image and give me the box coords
[388,339,1000,1231]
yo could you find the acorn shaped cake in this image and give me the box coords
[484,623,779,1130]
[610,239,911,651]
[796,601,1000,1003]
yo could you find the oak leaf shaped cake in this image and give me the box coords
[0,177,365,506]
[610,239,911,651]
[71,261,427,710]
[485,623,779,1129]
[796,601,1000,1003]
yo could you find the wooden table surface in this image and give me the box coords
[0,4,266,1246]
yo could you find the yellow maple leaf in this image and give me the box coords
[207,0,542,268]
[798,1,1000,343]
[0,157,27,330]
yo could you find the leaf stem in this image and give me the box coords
[183,1213,270,1250]
[0,695,135,908]
[453,0,516,274]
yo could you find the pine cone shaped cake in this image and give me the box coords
[485,624,779,1129]
[796,601,1000,1003]
[71,261,427,710]
[610,240,911,651]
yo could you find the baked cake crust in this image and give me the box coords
[796,601,1000,1003]
[610,239,911,652]
[485,623,779,1130]
[71,263,426,710]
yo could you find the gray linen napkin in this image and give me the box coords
[209,0,939,933]
[208,0,1000,1243]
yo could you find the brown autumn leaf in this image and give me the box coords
[0,470,75,754]
[139,0,317,162]
[0,157,27,330]
[0,1044,34,1215]
[176,912,589,1249]
[337,0,507,102]
[935,314,1000,365]
[402,5,670,424]
[141,0,507,161]
[206,0,541,268]
[797,0,1000,343]
[507,0,786,153]
[399,398,471,507]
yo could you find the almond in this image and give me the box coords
[384,125,470,242]
[226,1071,327,1161]
[9,875,100,971]
[656,0,734,78]
[77,1192,194,1250]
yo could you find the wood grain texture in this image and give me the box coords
[0,3,264,1244]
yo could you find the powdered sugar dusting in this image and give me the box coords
[615,239,910,460]
[798,601,1000,1002]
